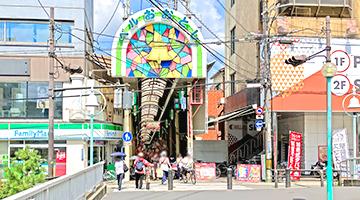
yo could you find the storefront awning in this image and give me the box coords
[207,105,254,125]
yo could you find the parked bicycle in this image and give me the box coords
[182,168,196,185]
[103,170,116,181]
[216,162,236,178]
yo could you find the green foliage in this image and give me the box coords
[0,146,45,199]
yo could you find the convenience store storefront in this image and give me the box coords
[0,123,123,177]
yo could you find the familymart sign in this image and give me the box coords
[0,123,123,140]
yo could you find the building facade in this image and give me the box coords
[0,0,123,177]
[224,0,360,168]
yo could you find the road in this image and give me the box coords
[102,187,360,200]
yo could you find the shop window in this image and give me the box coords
[0,22,4,41]
[231,0,235,7]
[230,73,236,95]
[0,82,62,119]
[191,83,203,105]
[230,26,236,55]
[3,20,73,44]
[0,82,27,118]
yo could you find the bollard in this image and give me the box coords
[227,168,232,190]
[146,169,150,190]
[274,169,279,188]
[168,170,173,190]
[320,170,324,187]
[337,173,342,186]
[285,168,291,188]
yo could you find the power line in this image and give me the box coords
[96,0,123,42]
[215,0,249,34]
[147,0,257,80]
[8,79,246,101]
[178,0,258,78]
[36,0,50,18]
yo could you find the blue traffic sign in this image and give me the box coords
[255,107,264,115]
[255,119,264,129]
[122,132,133,142]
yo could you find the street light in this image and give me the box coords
[84,87,106,166]
[342,87,360,178]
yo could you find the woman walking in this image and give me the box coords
[114,157,127,191]
[159,151,171,185]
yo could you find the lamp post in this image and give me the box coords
[84,87,106,166]
[342,87,360,178]
[322,16,337,200]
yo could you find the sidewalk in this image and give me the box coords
[105,178,324,192]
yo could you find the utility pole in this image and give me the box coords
[48,7,55,178]
[261,0,272,182]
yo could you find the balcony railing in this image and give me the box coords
[278,0,352,18]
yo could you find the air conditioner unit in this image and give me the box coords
[346,19,359,37]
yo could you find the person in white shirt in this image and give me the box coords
[114,157,126,190]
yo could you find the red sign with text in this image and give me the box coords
[55,150,66,176]
[287,131,302,181]
[194,163,216,181]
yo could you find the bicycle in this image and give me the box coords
[103,170,117,181]
[181,168,196,185]
[216,162,237,178]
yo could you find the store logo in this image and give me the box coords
[13,130,48,138]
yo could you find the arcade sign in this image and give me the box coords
[111,8,207,79]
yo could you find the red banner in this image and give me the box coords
[55,150,66,176]
[236,164,261,182]
[194,162,216,181]
[287,131,302,181]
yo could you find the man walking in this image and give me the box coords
[134,152,153,189]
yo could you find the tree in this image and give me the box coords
[0,146,45,198]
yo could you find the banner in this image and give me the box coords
[194,162,216,181]
[55,150,66,176]
[287,131,302,181]
[332,129,350,177]
[236,164,261,182]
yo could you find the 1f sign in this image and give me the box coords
[331,50,350,72]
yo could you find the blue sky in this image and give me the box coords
[94,0,225,78]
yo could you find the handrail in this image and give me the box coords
[5,161,104,200]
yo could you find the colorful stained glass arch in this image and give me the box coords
[126,23,192,78]
[111,8,206,79]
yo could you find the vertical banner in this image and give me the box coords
[236,164,261,182]
[332,129,350,177]
[55,150,67,176]
[287,131,302,181]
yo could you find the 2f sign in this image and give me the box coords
[331,50,350,72]
[331,75,350,96]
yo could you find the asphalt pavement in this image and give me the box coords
[102,187,360,200]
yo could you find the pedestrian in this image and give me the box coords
[114,157,128,191]
[159,151,171,184]
[134,152,152,189]
[176,154,183,179]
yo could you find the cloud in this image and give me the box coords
[177,0,225,75]
[93,0,124,51]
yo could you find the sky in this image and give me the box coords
[93,0,225,78]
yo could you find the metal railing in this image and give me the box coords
[5,161,104,200]
[339,157,360,179]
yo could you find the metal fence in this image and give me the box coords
[4,161,104,200]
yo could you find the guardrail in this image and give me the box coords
[339,157,360,179]
[5,161,104,200]
[273,168,345,188]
